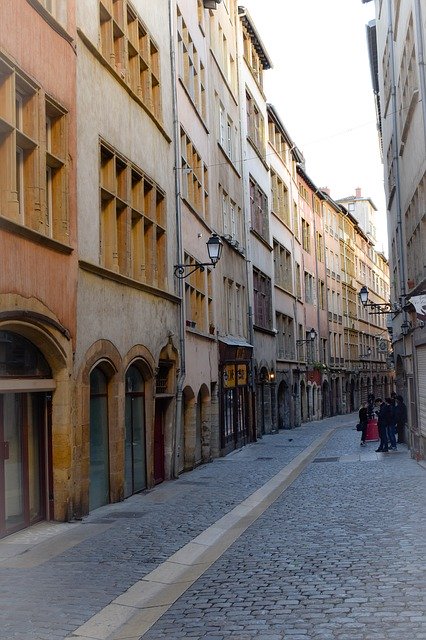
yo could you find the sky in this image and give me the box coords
[240,0,388,252]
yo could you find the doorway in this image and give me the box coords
[124,365,146,497]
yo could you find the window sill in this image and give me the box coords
[0,215,73,254]
[79,260,180,303]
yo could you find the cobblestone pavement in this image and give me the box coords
[142,426,426,640]
[1,414,425,640]
[0,415,347,640]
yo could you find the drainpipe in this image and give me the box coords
[236,4,257,440]
[414,0,426,148]
[169,0,185,478]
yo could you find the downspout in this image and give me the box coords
[414,0,426,149]
[236,4,257,441]
[169,0,185,478]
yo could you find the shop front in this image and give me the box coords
[219,338,254,456]
[0,331,55,538]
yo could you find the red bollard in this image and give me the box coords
[366,418,379,442]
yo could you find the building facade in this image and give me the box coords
[0,0,393,537]
[364,0,426,457]
[0,0,77,535]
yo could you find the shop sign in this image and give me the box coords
[237,364,247,385]
[223,364,236,388]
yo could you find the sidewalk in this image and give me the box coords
[0,413,422,640]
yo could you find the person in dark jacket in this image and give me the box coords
[395,395,407,444]
[385,397,397,450]
[358,402,368,446]
[375,398,389,452]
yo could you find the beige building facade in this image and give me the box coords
[74,0,180,515]
[0,0,394,537]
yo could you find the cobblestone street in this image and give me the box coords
[0,414,425,640]
[142,424,426,640]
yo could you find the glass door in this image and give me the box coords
[124,366,146,497]
[89,368,110,511]
[0,393,46,538]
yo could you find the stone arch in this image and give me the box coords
[277,379,291,429]
[0,316,74,523]
[257,365,271,435]
[300,379,307,422]
[182,385,196,472]
[76,340,122,517]
[322,379,330,417]
[198,383,211,464]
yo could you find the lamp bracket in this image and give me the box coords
[174,262,215,280]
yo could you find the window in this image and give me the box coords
[273,241,293,293]
[253,268,272,330]
[304,271,315,305]
[184,256,212,332]
[177,10,206,119]
[0,54,68,242]
[295,262,301,298]
[224,278,246,337]
[181,129,209,220]
[242,25,263,89]
[276,312,295,360]
[319,280,325,310]
[270,170,290,226]
[99,141,166,287]
[99,0,161,120]
[34,0,67,26]
[316,232,324,262]
[249,176,268,240]
[301,218,311,253]
[268,115,288,166]
[220,185,243,247]
[246,90,265,156]
[217,98,238,164]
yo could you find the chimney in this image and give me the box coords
[321,186,330,196]
[355,187,362,198]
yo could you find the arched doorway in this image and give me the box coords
[300,380,307,422]
[0,331,53,537]
[124,365,146,498]
[89,366,110,511]
[277,380,291,429]
[322,380,330,417]
[350,379,355,413]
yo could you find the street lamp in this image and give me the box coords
[174,233,223,279]
[360,347,372,359]
[358,286,402,315]
[296,328,317,345]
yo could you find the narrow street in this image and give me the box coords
[0,414,425,640]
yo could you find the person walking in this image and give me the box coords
[358,402,368,446]
[395,395,407,444]
[385,397,397,450]
[375,398,389,452]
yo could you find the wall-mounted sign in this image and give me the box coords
[237,364,247,385]
[223,364,236,388]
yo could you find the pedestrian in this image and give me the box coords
[358,402,368,446]
[395,395,407,444]
[385,397,397,450]
[375,398,389,452]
